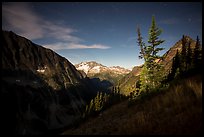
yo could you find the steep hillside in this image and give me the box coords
[1,30,96,135]
[118,65,142,95]
[119,35,198,95]
[62,74,202,135]
[2,30,86,90]
[159,35,197,73]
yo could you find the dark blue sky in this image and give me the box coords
[2,2,202,69]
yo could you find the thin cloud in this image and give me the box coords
[127,37,137,43]
[42,21,83,42]
[2,2,110,51]
[159,18,180,25]
[44,42,111,50]
[2,2,82,42]
[2,2,44,39]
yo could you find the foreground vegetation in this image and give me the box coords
[62,74,202,135]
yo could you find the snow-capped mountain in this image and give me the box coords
[75,61,130,76]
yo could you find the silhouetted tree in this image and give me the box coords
[193,36,202,69]
[168,49,180,80]
[167,35,202,80]
[117,86,120,94]
[180,35,187,72]
[88,99,94,114]
[186,41,192,70]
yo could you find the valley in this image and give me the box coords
[2,2,202,135]
[1,30,202,135]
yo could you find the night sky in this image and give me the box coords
[2,2,202,69]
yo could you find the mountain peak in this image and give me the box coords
[75,61,131,76]
[160,35,197,72]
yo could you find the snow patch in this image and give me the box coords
[37,69,45,73]
[90,66,100,73]
[37,66,48,73]
[77,64,89,74]
[16,79,21,82]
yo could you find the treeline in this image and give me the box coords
[82,86,127,119]
[167,35,202,81]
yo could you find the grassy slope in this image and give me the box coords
[62,74,202,135]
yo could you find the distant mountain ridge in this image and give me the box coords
[75,61,131,75]
[75,61,131,86]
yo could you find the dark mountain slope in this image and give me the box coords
[1,30,96,134]
[2,30,85,90]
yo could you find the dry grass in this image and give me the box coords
[62,75,202,135]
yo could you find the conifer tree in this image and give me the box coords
[117,86,120,94]
[193,36,201,69]
[137,15,165,93]
[99,92,103,110]
[94,92,100,111]
[88,99,94,114]
[181,35,187,72]
[168,49,180,80]
[93,92,104,112]
[186,41,192,70]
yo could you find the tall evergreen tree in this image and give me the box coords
[137,15,165,93]
[94,92,102,112]
[193,36,201,69]
[181,35,187,72]
[186,41,192,70]
[148,16,165,58]
[168,49,180,80]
